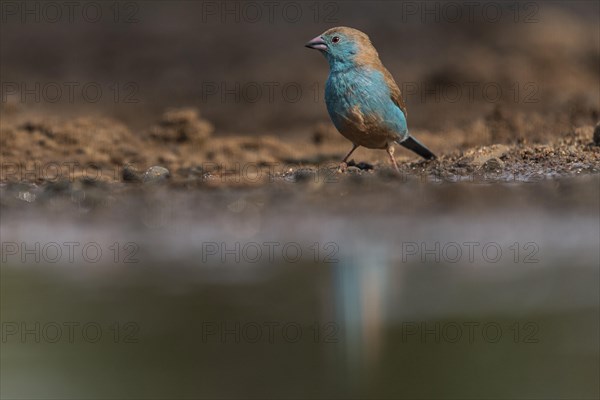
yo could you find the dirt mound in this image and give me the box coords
[1,104,598,185]
[148,108,213,143]
[0,108,298,182]
[1,116,147,172]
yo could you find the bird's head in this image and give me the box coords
[305,27,379,70]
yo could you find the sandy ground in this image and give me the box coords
[1,106,598,188]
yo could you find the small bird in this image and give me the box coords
[305,27,436,171]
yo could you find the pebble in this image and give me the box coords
[481,157,505,172]
[17,189,37,203]
[291,168,318,183]
[347,160,374,170]
[122,165,142,182]
[143,166,171,184]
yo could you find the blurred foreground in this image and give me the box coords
[1,175,599,399]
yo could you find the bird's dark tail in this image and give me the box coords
[399,136,437,160]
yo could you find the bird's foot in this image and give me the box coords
[338,162,348,173]
[386,145,401,174]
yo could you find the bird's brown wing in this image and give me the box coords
[381,67,408,119]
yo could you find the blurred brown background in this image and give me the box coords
[1,0,598,134]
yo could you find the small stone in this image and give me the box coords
[143,166,170,184]
[292,168,318,183]
[17,191,36,203]
[471,144,510,167]
[347,160,374,171]
[122,165,142,182]
[593,123,600,146]
[481,157,505,172]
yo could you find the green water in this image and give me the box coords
[1,178,599,399]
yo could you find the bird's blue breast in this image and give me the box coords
[325,67,408,143]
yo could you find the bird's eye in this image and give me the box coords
[332,36,340,44]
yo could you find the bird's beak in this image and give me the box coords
[305,36,327,51]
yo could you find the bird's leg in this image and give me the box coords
[386,144,401,173]
[339,144,359,172]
